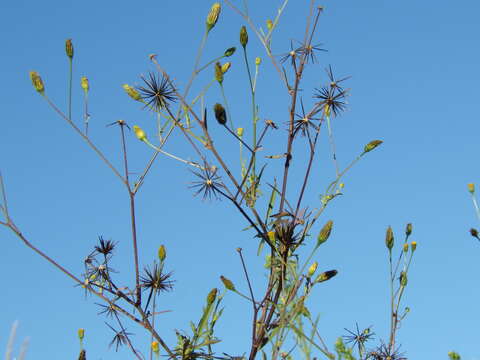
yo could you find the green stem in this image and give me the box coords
[68,58,73,121]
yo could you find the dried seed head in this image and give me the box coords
[221,62,231,74]
[240,26,248,48]
[255,57,262,66]
[308,261,318,277]
[224,47,236,57]
[158,245,166,262]
[385,226,394,250]
[237,127,244,137]
[206,288,218,305]
[29,71,45,94]
[213,103,227,125]
[468,183,475,194]
[80,76,89,92]
[314,270,338,283]
[363,140,383,153]
[220,275,235,291]
[65,39,74,59]
[78,328,85,340]
[123,84,142,101]
[206,3,221,32]
[151,341,159,354]
[317,220,333,246]
[411,241,417,252]
[406,223,413,237]
[133,125,147,142]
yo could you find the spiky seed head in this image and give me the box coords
[133,125,147,142]
[158,245,166,262]
[65,39,74,59]
[403,243,409,253]
[206,288,218,305]
[255,57,262,66]
[314,270,338,283]
[206,3,221,32]
[471,228,479,239]
[221,62,231,74]
[78,349,86,360]
[80,76,89,92]
[237,127,244,137]
[214,62,224,84]
[411,241,417,252]
[363,140,383,153]
[240,26,248,48]
[78,328,85,340]
[468,183,475,194]
[317,220,333,246]
[29,71,45,94]
[406,223,413,237]
[220,275,235,291]
[123,84,142,101]
[400,271,408,287]
[308,261,318,277]
[385,226,394,250]
[266,19,273,31]
[213,103,227,125]
[151,341,159,354]
[224,47,236,57]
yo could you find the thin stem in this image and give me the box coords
[68,58,73,122]
[326,114,340,177]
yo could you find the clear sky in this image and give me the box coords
[1,0,480,359]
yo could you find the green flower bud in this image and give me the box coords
[213,103,227,125]
[220,275,235,291]
[266,19,273,31]
[65,39,74,59]
[80,76,89,92]
[400,271,407,287]
[406,223,412,237]
[314,270,338,283]
[224,47,236,57]
[214,62,223,84]
[403,243,409,253]
[133,125,147,142]
[363,140,383,153]
[385,226,394,250]
[206,3,221,32]
[158,245,166,262]
[206,288,218,305]
[240,26,248,48]
[470,228,479,239]
[316,220,333,246]
[123,84,142,101]
[29,71,45,94]
[308,261,318,277]
[78,328,85,340]
[237,127,244,137]
[221,62,231,74]
[411,241,417,252]
[255,57,261,66]
[448,351,461,360]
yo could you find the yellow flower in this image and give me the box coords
[468,183,475,194]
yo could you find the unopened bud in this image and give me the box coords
[385,226,394,250]
[133,125,147,142]
[29,71,45,94]
[206,288,218,305]
[123,84,142,101]
[214,62,224,84]
[403,243,409,253]
[308,261,318,277]
[364,140,383,153]
[237,128,244,137]
[158,245,166,262]
[400,271,408,287]
[406,223,413,237]
[78,349,86,360]
[221,62,231,74]
[80,76,89,92]
[266,19,273,31]
[411,241,417,252]
[65,39,74,59]
[213,103,227,125]
[470,228,479,239]
[314,270,338,283]
[468,183,475,194]
[255,57,261,66]
[151,341,159,354]
[206,3,221,32]
[78,328,85,340]
[240,26,248,48]
[224,47,236,57]
[317,220,333,246]
[220,275,235,291]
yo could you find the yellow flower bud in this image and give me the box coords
[317,220,333,246]
[206,3,221,32]
[80,76,89,92]
[324,103,331,117]
[65,39,74,59]
[224,47,236,57]
[363,140,383,153]
[411,241,417,252]
[267,230,275,243]
[240,26,248,48]
[266,19,273,31]
[214,62,224,84]
[385,226,394,250]
[468,183,475,194]
[123,84,142,101]
[78,328,85,340]
[158,245,166,262]
[255,57,261,66]
[220,275,235,291]
[29,71,45,94]
[151,341,159,354]
[133,125,147,142]
[403,243,409,253]
[206,288,218,305]
[221,62,231,74]
[308,261,318,277]
[237,128,244,137]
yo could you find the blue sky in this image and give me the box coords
[1,0,480,359]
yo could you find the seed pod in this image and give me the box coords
[214,62,223,84]
[206,288,218,305]
[220,275,235,291]
[29,71,45,94]
[221,62,231,74]
[123,84,142,101]
[213,103,227,125]
[206,3,221,32]
[363,140,383,153]
[80,76,89,92]
[468,183,475,194]
[316,220,333,246]
[158,245,166,262]
[314,270,338,283]
[151,341,159,354]
[255,57,261,66]
[240,26,248,48]
[385,226,394,250]
[410,241,417,252]
[308,261,318,277]
[133,125,147,142]
[78,328,85,340]
[224,47,236,57]
[406,223,413,237]
[65,39,74,59]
